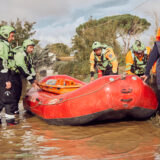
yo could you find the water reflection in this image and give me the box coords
[0,109,160,160]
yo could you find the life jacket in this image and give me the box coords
[13,47,36,82]
[8,46,23,74]
[131,50,148,76]
[24,52,33,74]
[0,39,12,73]
[13,47,34,74]
[13,46,22,52]
[94,49,112,71]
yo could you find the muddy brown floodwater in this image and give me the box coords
[0,103,160,160]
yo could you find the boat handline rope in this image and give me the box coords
[28,73,127,110]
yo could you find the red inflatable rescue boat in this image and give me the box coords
[23,75,158,125]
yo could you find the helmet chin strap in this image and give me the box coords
[0,35,6,41]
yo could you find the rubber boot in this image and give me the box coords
[6,118,18,126]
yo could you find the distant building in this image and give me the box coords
[38,51,76,78]
[70,50,78,57]
[48,52,56,61]
[38,52,57,78]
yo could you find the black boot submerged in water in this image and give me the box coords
[6,118,19,126]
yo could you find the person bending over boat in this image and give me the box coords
[13,39,39,113]
[125,40,155,77]
[90,41,118,82]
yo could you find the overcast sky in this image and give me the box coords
[0,0,160,47]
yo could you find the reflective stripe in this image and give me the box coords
[1,69,8,73]
[90,60,94,63]
[27,75,33,80]
[112,69,117,73]
[110,57,116,62]
[126,63,132,66]
[5,114,15,120]
[126,67,131,71]
[90,68,95,72]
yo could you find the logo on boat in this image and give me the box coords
[48,99,58,105]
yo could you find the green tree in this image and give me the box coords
[0,19,46,72]
[149,12,160,46]
[47,43,71,57]
[0,18,39,47]
[57,14,150,79]
[115,14,151,54]
[32,45,53,72]
[72,17,121,61]
[72,14,150,60]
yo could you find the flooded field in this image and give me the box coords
[0,105,160,160]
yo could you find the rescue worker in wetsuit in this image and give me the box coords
[0,25,17,124]
[90,41,118,82]
[13,39,39,109]
[125,40,151,77]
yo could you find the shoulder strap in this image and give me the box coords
[101,48,106,55]
[155,41,160,56]
[143,53,148,63]
[14,46,21,50]
[101,49,105,61]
